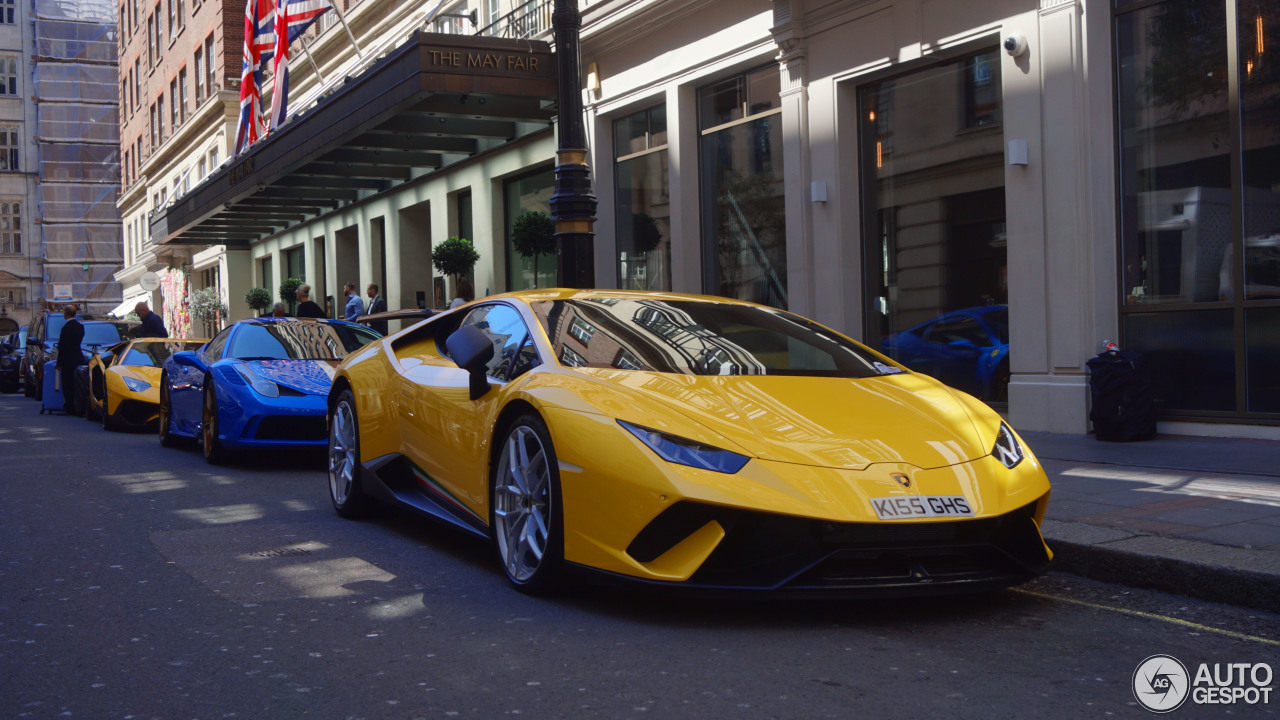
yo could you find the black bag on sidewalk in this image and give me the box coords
[1087,350,1155,442]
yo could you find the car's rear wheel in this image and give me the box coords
[158,374,183,447]
[201,384,226,465]
[327,390,367,518]
[491,413,564,594]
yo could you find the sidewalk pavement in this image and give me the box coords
[1025,431,1280,613]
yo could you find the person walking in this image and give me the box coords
[365,283,388,334]
[55,305,85,414]
[295,284,325,318]
[132,301,169,338]
[343,282,363,322]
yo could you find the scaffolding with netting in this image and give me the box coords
[33,0,122,314]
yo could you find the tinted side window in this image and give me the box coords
[461,304,538,382]
[202,328,231,362]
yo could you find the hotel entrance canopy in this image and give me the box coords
[151,32,556,248]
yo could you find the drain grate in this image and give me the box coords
[247,546,314,559]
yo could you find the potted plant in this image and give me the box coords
[278,277,302,314]
[511,210,556,288]
[244,287,272,317]
[189,287,229,333]
[431,236,480,289]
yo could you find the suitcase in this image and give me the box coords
[40,360,70,415]
[1087,350,1156,442]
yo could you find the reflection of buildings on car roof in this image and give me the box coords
[269,321,345,359]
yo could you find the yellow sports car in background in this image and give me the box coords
[85,338,209,430]
[327,290,1052,594]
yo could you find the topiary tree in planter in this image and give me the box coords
[189,287,229,335]
[244,286,272,317]
[511,210,556,288]
[431,236,480,288]
[278,277,302,314]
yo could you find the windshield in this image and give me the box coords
[122,341,206,368]
[227,322,380,361]
[532,298,903,378]
[82,323,133,348]
[47,314,67,342]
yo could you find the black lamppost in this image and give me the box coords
[549,0,596,289]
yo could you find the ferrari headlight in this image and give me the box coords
[618,420,749,474]
[122,376,151,393]
[232,362,280,398]
[992,422,1024,469]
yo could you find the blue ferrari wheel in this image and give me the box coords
[492,414,563,593]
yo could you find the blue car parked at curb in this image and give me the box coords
[880,305,1010,402]
[158,318,381,464]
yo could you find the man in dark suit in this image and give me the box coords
[364,283,388,335]
[132,302,169,338]
[55,305,85,413]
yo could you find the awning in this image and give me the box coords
[152,31,556,248]
[108,293,149,318]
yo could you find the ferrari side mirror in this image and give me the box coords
[170,350,205,371]
[444,324,495,400]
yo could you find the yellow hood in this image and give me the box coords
[566,370,987,471]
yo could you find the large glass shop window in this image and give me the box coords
[860,50,1010,403]
[615,105,671,291]
[698,65,787,309]
[1116,0,1280,416]
[504,168,555,291]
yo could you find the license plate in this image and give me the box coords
[870,495,974,520]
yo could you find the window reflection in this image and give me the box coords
[860,50,1008,403]
[532,298,898,379]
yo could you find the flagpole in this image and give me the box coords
[299,35,326,84]
[327,0,361,56]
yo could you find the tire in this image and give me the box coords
[75,379,88,418]
[158,374,184,448]
[327,389,367,518]
[491,413,564,594]
[201,384,227,465]
[100,388,116,431]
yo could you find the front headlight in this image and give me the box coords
[618,420,750,474]
[232,362,280,398]
[992,422,1024,468]
[123,376,152,393]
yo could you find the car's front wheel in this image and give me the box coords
[328,389,367,518]
[158,374,184,447]
[491,413,564,594]
[100,388,115,431]
[201,384,226,465]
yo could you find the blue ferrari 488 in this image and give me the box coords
[158,318,381,464]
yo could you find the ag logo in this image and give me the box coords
[892,473,911,488]
[1134,654,1190,713]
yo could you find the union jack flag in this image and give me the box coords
[268,0,331,130]
[234,0,274,154]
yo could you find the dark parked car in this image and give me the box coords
[23,310,111,399]
[0,318,21,393]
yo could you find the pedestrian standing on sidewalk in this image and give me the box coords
[343,282,363,322]
[295,285,325,318]
[364,283,388,334]
[55,305,84,414]
[450,278,474,309]
[132,301,169,338]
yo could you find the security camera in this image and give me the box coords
[1004,33,1028,57]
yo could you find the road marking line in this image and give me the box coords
[1012,588,1280,647]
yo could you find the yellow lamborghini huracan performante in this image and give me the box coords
[327,290,1052,594]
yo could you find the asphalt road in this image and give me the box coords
[2,392,1278,720]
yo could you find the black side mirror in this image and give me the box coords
[27,337,40,347]
[444,324,495,400]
